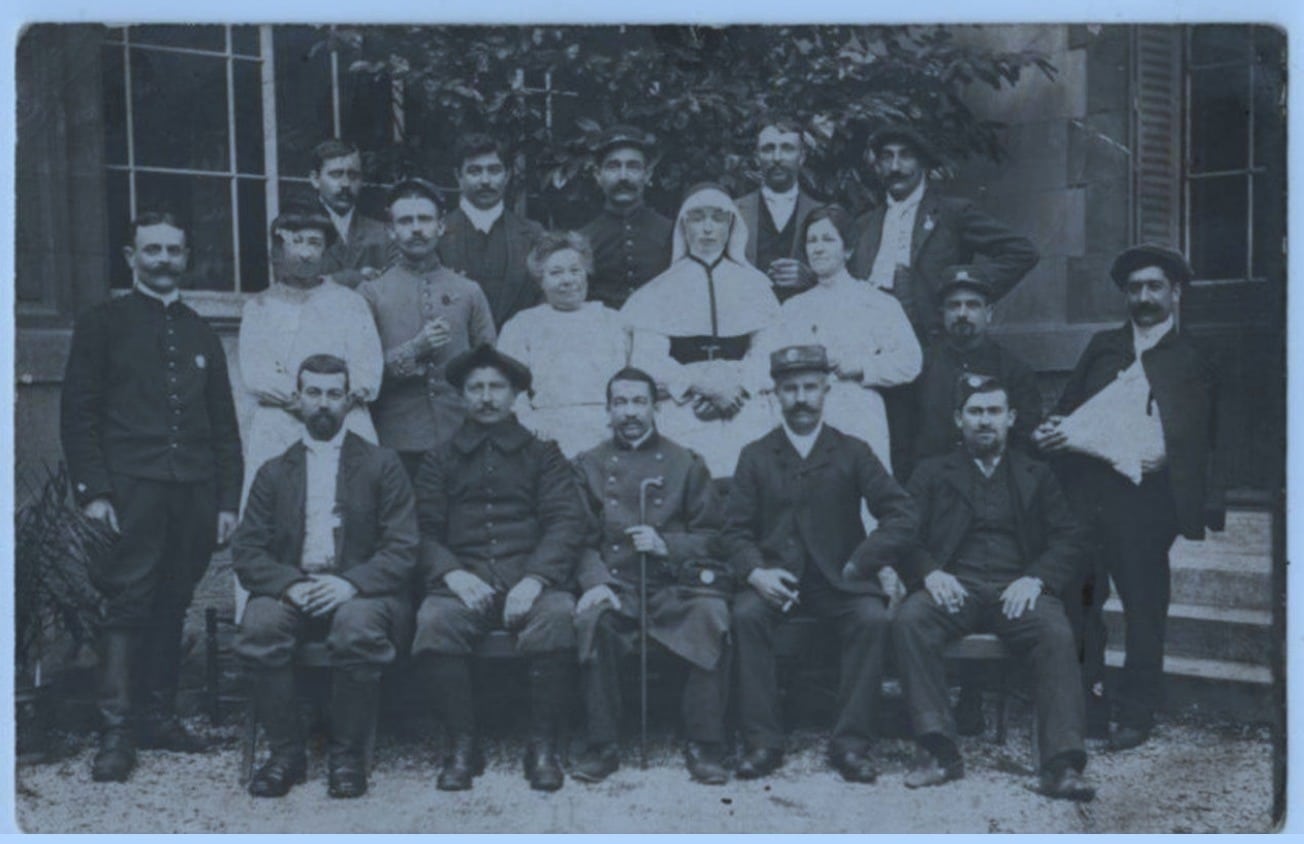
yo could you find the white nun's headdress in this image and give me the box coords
[671,182,753,265]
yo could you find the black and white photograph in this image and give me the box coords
[9,16,1289,833]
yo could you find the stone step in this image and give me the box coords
[1169,509,1272,573]
[1102,598,1272,665]
[1103,648,1273,685]
[1167,564,1273,611]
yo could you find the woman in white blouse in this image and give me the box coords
[496,231,630,456]
[758,204,921,473]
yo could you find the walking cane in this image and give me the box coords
[637,476,664,770]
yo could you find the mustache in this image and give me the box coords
[788,403,819,415]
[612,180,639,192]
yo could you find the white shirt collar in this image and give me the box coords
[133,279,179,306]
[1132,315,1175,354]
[761,185,799,231]
[617,428,655,451]
[782,420,824,459]
[459,198,504,234]
[973,453,1004,479]
[886,178,926,211]
[302,426,348,454]
[323,203,354,244]
[761,184,799,205]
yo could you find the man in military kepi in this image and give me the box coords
[571,367,732,785]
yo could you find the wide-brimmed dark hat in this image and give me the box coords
[591,124,656,159]
[867,124,941,168]
[1109,243,1193,288]
[446,343,532,393]
[936,264,995,302]
[770,344,834,378]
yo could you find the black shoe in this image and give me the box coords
[139,716,211,753]
[571,744,620,783]
[248,754,307,798]
[91,729,137,783]
[524,740,564,792]
[735,747,784,780]
[328,757,368,799]
[1038,766,1096,802]
[903,750,964,789]
[830,749,879,784]
[1108,725,1150,751]
[685,742,728,785]
[954,686,985,737]
[437,734,483,792]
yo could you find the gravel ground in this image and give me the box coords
[14,714,1275,833]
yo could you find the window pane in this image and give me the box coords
[130,24,225,53]
[1252,55,1285,170]
[238,178,270,293]
[274,26,335,180]
[106,170,132,289]
[232,25,260,57]
[1252,173,1284,281]
[102,44,127,165]
[234,58,265,174]
[1189,65,1249,174]
[135,172,235,291]
[1189,25,1250,67]
[129,48,230,172]
[1188,175,1248,280]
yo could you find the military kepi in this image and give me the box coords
[770,344,834,377]
[446,343,533,393]
[1109,243,1193,288]
[936,264,995,302]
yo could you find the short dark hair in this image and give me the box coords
[799,205,857,259]
[606,367,658,405]
[385,177,444,214]
[311,139,360,173]
[954,373,1009,412]
[270,206,336,247]
[454,133,507,169]
[527,231,594,282]
[756,115,804,141]
[297,353,350,393]
[129,211,188,246]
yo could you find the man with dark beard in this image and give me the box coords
[233,354,417,799]
[61,212,243,782]
[890,375,1093,800]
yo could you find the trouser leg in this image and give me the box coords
[820,591,892,755]
[97,629,138,736]
[581,609,629,746]
[251,665,304,760]
[529,652,574,741]
[892,590,980,748]
[329,666,382,767]
[732,589,785,750]
[681,637,730,744]
[426,655,476,734]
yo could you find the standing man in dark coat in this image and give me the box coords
[848,125,1040,342]
[1034,244,1223,751]
[61,212,243,782]
[438,133,546,329]
[571,367,732,785]
[723,345,918,783]
[233,355,417,799]
[578,125,673,309]
[734,117,822,302]
[889,375,1093,801]
[309,138,392,288]
[359,178,497,478]
[411,344,585,793]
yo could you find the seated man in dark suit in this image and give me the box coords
[723,344,918,783]
[885,374,1094,800]
[233,354,418,799]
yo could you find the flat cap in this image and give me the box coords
[385,177,444,212]
[1109,243,1193,288]
[592,124,656,158]
[936,264,995,302]
[868,124,941,168]
[770,344,833,378]
[446,343,532,393]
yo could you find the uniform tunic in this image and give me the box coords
[359,259,496,455]
[579,204,674,309]
[237,280,383,505]
[495,301,630,457]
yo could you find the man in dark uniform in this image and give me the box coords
[438,133,546,328]
[578,125,673,309]
[411,344,585,792]
[61,212,243,782]
[309,138,392,288]
[890,375,1093,801]
[233,355,417,799]
[571,367,732,785]
[723,345,918,783]
[1034,244,1223,751]
[734,117,821,301]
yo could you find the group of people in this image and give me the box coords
[59,117,1221,807]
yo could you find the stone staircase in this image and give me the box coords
[1102,507,1276,687]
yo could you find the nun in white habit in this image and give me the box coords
[620,182,780,477]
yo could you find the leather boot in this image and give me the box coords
[248,667,306,798]
[91,630,138,782]
[524,653,571,792]
[438,732,484,791]
[137,616,210,753]
[328,667,381,799]
[425,655,483,791]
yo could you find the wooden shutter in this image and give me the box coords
[1130,26,1183,248]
